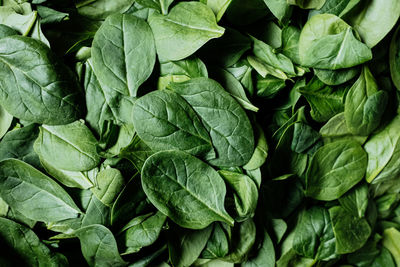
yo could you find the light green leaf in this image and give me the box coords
[34,121,100,172]
[299,14,372,69]
[92,168,124,207]
[149,2,224,61]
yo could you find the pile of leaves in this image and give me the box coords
[0,0,400,266]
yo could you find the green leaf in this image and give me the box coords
[243,124,268,170]
[0,6,36,35]
[148,1,225,61]
[0,24,18,38]
[202,0,233,21]
[390,24,400,91]
[309,0,361,17]
[344,67,387,135]
[141,150,234,229]
[293,207,337,260]
[329,206,371,254]
[219,170,258,221]
[262,0,292,22]
[242,229,275,267]
[169,225,213,267]
[347,0,400,48]
[34,121,100,172]
[287,0,326,9]
[382,227,400,266]
[168,77,254,167]
[305,140,367,201]
[201,222,230,259]
[0,36,81,124]
[119,211,167,254]
[251,36,296,76]
[132,89,214,159]
[92,13,156,98]
[299,14,372,69]
[210,67,258,112]
[39,158,94,189]
[158,57,208,90]
[299,77,346,122]
[0,217,68,266]
[364,114,400,183]
[75,224,127,267]
[319,112,368,144]
[222,219,256,263]
[338,183,369,218]
[314,67,360,86]
[281,25,301,65]
[92,168,125,207]
[0,159,81,222]
[0,105,12,139]
[76,0,135,20]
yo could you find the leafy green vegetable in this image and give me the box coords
[0,36,81,124]
[0,1,399,265]
[299,14,372,69]
[0,159,81,222]
[306,140,367,200]
[142,150,234,229]
[149,2,224,61]
[92,13,156,98]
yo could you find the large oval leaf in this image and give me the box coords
[168,77,254,167]
[34,121,100,172]
[0,36,81,124]
[305,140,367,201]
[92,13,156,98]
[0,159,81,222]
[299,14,372,69]
[149,2,225,61]
[142,150,234,229]
[132,89,214,159]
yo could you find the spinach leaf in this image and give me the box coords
[132,89,215,159]
[169,225,213,267]
[141,150,234,229]
[0,159,81,222]
[119,211,166,254]
[364,114,400,183]
[34,121,100,172]
[92,13,156,98]
[149,2,225,61]
[91,168,124,207]
[347,0,400,48]
[293,207,336,260]
[306,140,367,201]
[299,14,372,69]
[168,78,254,167]
[75,224,127,267]
[344,66,387,135]
[329,206,371,254]
[0,36,81,124]
[0,217,68,266]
